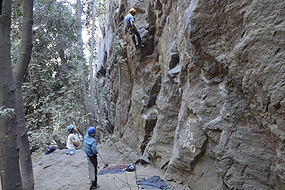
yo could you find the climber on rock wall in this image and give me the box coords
[124,8,144,48]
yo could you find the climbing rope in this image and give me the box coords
[89,8,140,189]
[98,152,132,188]
[107,138,139,190]
[94,125,140,190]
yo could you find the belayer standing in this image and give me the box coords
[124,8,144,48]
[84,127,100,190]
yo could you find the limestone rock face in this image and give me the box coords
[97,0,285,189]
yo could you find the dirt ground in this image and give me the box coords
[32,140,189,190]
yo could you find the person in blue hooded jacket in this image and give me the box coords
[84,127,100,189]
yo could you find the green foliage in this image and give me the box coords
[97,0,108,15]
[11,0,23,66]
[10,0,111,152]
[0,107,16,118]
[19,0,89,151]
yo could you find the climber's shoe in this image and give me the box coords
[136,43,144,48]
[90,181,100,190]
[90,184,100,189]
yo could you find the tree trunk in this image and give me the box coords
[0,0,2,15]
[58,47,67,72]
[13,0,34,189]
[76,0,97,126]
[0,0,23,189]
[76,0,84,57]
[90,0,98,124]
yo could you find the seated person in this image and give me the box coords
[66,125,81,155]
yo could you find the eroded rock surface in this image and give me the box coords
[97,0,285,189]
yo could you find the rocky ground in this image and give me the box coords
[33,140,188,190]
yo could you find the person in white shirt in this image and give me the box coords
[66,125,81,155]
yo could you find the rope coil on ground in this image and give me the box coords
[96,126,140,190]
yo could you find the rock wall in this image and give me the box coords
[97,0,285,189]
